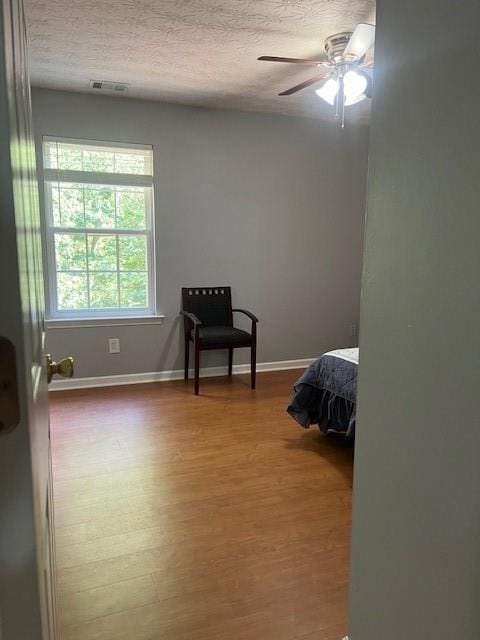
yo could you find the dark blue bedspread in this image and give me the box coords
[287,350,358,437]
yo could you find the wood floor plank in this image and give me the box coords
[58,574,158,627]
[50,371,353,640]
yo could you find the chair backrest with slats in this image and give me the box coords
[182,287,233,327]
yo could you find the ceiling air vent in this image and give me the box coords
[89,80,129,94]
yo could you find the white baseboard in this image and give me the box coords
[49,357,315,391]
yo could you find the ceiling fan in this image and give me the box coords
[258,23,375,127]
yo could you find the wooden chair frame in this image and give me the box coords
[181,287,258,395]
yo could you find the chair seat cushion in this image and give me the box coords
[192,325,252,347]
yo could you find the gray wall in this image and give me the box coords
[32,88,369,378]
[349,1,480,639]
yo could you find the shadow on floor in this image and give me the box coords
[283,428,354,484]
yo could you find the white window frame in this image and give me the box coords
[42,136,156,320]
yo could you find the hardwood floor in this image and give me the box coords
[50,370,354,640]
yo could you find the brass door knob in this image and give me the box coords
[46,354,74,384]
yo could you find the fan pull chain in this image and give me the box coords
[339,77,346,128]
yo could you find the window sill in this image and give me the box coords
[46,315,165,329]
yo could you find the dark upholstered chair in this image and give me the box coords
[181,287,258,395]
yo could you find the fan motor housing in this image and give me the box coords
[324,32,353,62]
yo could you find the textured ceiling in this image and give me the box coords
[24,0,375,121]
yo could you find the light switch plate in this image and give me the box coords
[108,338,120,353]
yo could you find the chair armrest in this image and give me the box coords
[180,309,202,339]
[232,308,258,323]
[180,310,202,326]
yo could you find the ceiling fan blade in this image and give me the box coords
[279,73,328,96]
[343,23,375,60]
[258,56,328,67]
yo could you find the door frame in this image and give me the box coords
[0,0,57,638]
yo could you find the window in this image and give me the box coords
[43,137,155,319]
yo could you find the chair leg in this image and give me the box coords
[184,337,189,380]
[228,348,233,376]
[194,345,200,395]
[250,343,256,390]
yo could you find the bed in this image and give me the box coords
[287,347,359,438]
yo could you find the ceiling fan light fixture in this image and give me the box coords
[343,70,368,103]
[315,78,339,106]
[344,93,367,106]
[258,22,375,126]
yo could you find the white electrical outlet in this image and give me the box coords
[108,338,120,353]
[349,323,358,338]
